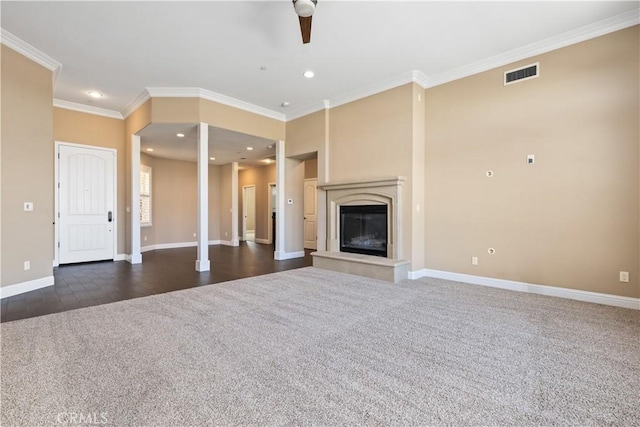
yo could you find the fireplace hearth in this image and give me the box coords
[340,205,387,257]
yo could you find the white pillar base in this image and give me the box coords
[195,260,210,272]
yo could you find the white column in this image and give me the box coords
[274,140,286,259]
[195,123,210,272]
[231,161,239,246]
[130,134,142,264]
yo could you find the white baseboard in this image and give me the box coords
[141,241,197,252]
[410,268,639,310]
[0,276,54,299]
[141,240,246,252]
[274,250,305,260]
[114,253,126,261]
[255,238,271,244]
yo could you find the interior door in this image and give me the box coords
[242,186,256,242]
[58,144,115,264]
[303,179,317,250]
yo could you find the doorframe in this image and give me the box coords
[54,141,118,267]
[241,185,256,242]
[267,182,276,245]
[303,178,318,250]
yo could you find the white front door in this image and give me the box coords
[58,144,115,264]
[303,179,317,250]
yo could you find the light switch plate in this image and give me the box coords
[24,202,34,211]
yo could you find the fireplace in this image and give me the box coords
[313,176,408,283]
[340,205,387,257]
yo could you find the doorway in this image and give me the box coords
[242,185,256,242]
[268,182,276,245]
[303,178,317,250]
[56,143,117,264]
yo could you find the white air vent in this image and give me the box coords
[504,62,539,86]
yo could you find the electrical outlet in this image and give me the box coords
[193,233,197,237]
[472,257,478,266]
[527,154,535,165]
[24,261,30,271]
[619,271,629,283]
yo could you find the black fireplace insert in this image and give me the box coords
[340,205,387,257]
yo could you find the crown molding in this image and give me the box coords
[53,99,124,120]
[145,87,286,122]
[1,28,62,85]
[412,70,429,89]
[122,89,151,119]
[285,70,427,121]
[199,88,286,122]
[329,71,416,111]
[426,9,640,88]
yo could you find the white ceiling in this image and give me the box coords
[2,1,638,165]
[138,123,276,168]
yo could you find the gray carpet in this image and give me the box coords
[1,267,639,426]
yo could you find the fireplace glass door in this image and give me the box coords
[340,205,387,257]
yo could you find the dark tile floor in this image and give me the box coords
[1,242,312,323]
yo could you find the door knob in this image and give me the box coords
[108,211,113,222]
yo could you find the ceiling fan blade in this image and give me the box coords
[299,15,312,44]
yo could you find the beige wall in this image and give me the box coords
[219,163,234,242]
[208,165,222,242]
[1,45,54,286]
[151,98,199,124]
[149,97,286,142]
[329,85,413,182]
[285,110,325,159]
[140,154,222,247]
[150,157,198,245]
[304,158,318,179]
[424,26,639,297]
[200,99,285,142]
[54,108,126,254]
[238,164,276,242]
[411,83,426,271]
[284,158,305,253]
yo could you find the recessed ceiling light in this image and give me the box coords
[267,145,273,149]
[260,66,268,71]
[264,159,273,164]
[88,91,103,98]
[303,70,315,79]
[281,101,290,108]
[146,148,154,152]
[176,133,185,138]
[209,157,216,161]
[246,147,253,151]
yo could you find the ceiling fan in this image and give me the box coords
[293,0,317,44]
